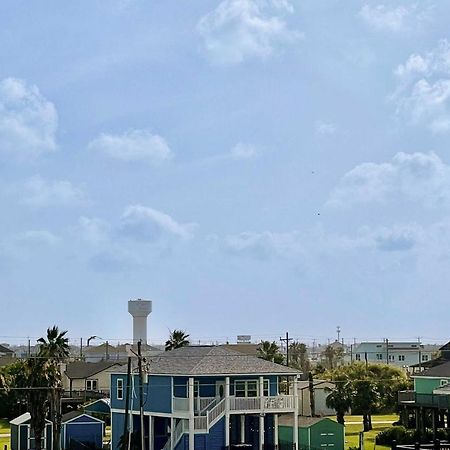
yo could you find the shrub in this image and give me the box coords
[375,426,419,445]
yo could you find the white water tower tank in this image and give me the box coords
[128,299,152,344]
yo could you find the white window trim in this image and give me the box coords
[86,379,98,391]
[234,379,270,397]
[117,378,124,400]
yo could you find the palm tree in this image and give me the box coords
[325,375,352,425]
[13,357,53,450]
[257,341,284,364]
[165,330,190,351]
[289,342,310,372]
[37,326,70,450]
[37,326,70,360]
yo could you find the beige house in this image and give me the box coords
[62,361,128,399]
[297,379,336,416]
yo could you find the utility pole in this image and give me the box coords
[337,326,341,342]
[280,332,293,367]
[386,338,389,365]
[80,338,83,359]
[138,340,145,450]
[123,357,132,450]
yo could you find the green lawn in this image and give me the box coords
[0,418,11,450]
[0,419,9,433]
[339,414,399,450]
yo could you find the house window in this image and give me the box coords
[355,354,361,361]
[440,380,449,387]
[398,355,405,361]
[235,380,269,397]
[117,378,124,400]
[389,355,395,361]
[422,355,429,361]
[376,354,383,360]
[86,379,98,391]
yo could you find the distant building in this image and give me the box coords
[350,341,439,369]
[0,343,14,356]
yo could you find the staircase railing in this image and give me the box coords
[162,419,187,450]
[207,398,226,428]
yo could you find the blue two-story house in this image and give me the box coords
[111,346,301,450]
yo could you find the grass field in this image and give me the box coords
[0,418,11,450]
[342,414,399,450]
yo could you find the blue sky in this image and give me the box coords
[1,0,450,345]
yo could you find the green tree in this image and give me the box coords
[289,342,310,373]
[165,330,190,351]
[325,369,352,425]
[324,362,407,431]
[257,341,284,364]
[13,357,54,450]
[38,326,70,450]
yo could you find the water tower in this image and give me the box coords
[128,299,152,345]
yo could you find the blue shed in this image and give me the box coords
[83,398,111,415]
[61,411,104,450]
[10,412,53,450]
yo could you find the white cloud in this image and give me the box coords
[230,142,257,159]
[119,204,195,241]
[88,129,172,164]
[223,230,302,259]
[358,4,419,32]
[327,152,450,208]
[197,0,301,65]
[75,217,110,245]
[315,120,337,136]
[393,40,450,131]
[20,175,86,208]
[0,78,58,160]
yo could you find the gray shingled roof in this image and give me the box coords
[145,346,299,376]
[418,361,450,378]
[65,361,127,379]
[0,344,13,354]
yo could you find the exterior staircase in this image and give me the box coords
[162,398,225,450]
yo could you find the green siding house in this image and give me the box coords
[398,341,450,439]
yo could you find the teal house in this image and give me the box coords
[398,341,450,437]
[110,345,301,450]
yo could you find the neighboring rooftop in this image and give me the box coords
[416,361,450,378]
[64,361,127,379]
[145,345,299,376]
[0,344,13,354]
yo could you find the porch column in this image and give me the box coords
[170,417,174,450]
[189,377,195,450]
[240,415,246,444]
[225,377,230,449]
[259,376,265,450]
[293,376,299,450]
[149,416,154,450]
[274,414,279,450]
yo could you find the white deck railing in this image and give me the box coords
[229,395,294,412]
